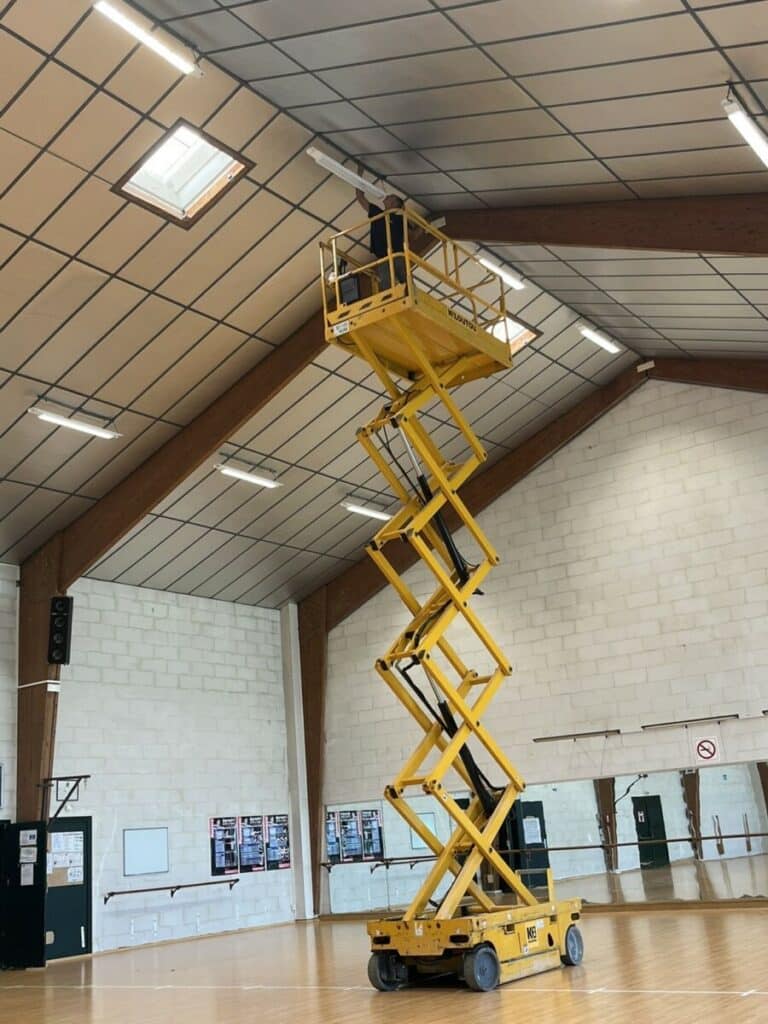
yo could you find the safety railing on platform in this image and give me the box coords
[319,207,528,352]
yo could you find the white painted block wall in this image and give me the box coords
[0,574,295,952]
[324,382,768,849]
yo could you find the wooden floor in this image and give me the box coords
[3,910,768,1023]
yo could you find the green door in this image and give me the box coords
[632,796,670,869]
[46,817,92,959]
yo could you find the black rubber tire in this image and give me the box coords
[463,944,501,992]
[367,952,401,992]
[561,924,584,967]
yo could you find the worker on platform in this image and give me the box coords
[355,166,406,291]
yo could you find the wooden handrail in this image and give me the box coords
[103,878,239,905]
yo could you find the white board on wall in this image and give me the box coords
[123,827,169,876]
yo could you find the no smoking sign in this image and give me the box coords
[694,736,720,764]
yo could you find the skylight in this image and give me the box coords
[115,121,250,227]
[488,317,537,355]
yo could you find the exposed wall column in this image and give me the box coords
[17,540,63,820]
[297,587,327,915]
[280,602,315,919]
[680,769,702,860]
[594,777,618,872]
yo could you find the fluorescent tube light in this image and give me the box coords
[306,147,386,200]
[94,1,196,75]
[478,256,525,291]
[580,324,620,354]
[341,500,392,522]
[722,96,768,168]
[28,406,120,439]
[216,464,281,489]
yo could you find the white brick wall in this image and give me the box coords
[0,573,294,951]
[325,381,768,802]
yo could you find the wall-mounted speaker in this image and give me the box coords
[48,597,73,665]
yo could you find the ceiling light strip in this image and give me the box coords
[215,463,281,489]
[28,406,121,440]
[722,95,768,169]
[306,148,387,200]
[341,500,392,522]
[94,1,196,75]
[580,324,620,354]
[478,256,525,291]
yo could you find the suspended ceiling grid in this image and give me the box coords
[0,0,766,608]
[145,0,768,209]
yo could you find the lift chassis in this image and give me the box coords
[320,209,583,992]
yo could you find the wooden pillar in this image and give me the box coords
[297,587,328,914]
[594,777,618,871]
[680,769,702,859]
[17,539,64,820]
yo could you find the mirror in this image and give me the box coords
[323,761,768,913]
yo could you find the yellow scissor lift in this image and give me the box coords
[320,209,583,992]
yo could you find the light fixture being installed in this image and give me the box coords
[216,462,281,489]
[306,147,387,199]
[341,499,392,522]
[115,120,250,226]
[478,256,525,291]
[722,93,768,168]
[28,405,121,440]
[93,1,196,75]
[580,324,620,354]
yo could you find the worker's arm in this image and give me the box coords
[355,163,370,211]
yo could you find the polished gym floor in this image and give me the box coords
[2,911,767,1024]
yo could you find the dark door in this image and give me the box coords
[0,820,47,968]
[45,816,92,959]
[632,795,670,869]
[500,800,550,890]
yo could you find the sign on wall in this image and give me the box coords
[694,736,721,764]
[238,816,265,873]
[360,809,384,861]
[339,810,363,862]
[326,811,341,864]
[265,814,291,871]
[209,817,239,875]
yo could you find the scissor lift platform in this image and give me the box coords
[320,209,583,992]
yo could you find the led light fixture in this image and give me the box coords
[28,406,121,439]
[580,324,620,354]
[341,500,392,522]
[94,1,196,75]
[216,463,281,489]
[306,147,387,199]
[478,256,525,291]
[722,95,768,168]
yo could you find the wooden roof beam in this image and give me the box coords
[442,193,768,255]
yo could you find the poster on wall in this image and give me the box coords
[209,817,239,875]
[339,810,363,862]
[360,809,384,861]
[326,811,341,864]
[265,814,291,871]
[238,816,265,873]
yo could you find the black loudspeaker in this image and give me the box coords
[48,596,73,665]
